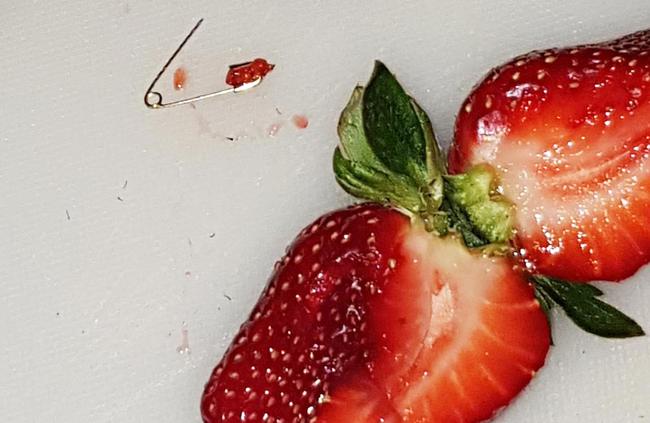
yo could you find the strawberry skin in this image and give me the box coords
[449,29,650,282]
[201,204,550,422]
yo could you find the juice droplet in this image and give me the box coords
[173,67,187,91]
[292,114,309,129]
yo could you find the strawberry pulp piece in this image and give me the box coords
[449,29,650,282]
[201,204,550,422]
[225,58,274,88]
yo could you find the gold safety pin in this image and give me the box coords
[144,19,264,109]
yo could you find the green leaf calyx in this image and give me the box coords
[334,61,446,233]
[531,275,645,339]
[444,164,515,246]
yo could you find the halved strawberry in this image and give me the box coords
[449,29,650,282]
[201,203,550,422]
[200,63,553,422]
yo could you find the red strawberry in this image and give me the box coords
[201,204,550,422]
[449,29,650,282]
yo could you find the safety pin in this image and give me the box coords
[144,19,265,109]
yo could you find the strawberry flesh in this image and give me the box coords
[201,204,550,422]
[225,59,274,88]
[449,29,650,281]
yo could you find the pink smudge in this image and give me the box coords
[292,114,309,129]
[268,123,282,137]
[176,328,191,354]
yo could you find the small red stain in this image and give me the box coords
[173,67,187,90]
[292,114,309,129]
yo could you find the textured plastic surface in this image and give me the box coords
[1,1,649,422]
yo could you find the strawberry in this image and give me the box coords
[201,62,552,423]
[201,203,550,422]
[448,29,650,282]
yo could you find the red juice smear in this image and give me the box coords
[173,67,187,90]
[292,114,309,129]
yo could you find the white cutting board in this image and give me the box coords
[1,1,649,422]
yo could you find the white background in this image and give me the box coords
[1,1,649,422]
